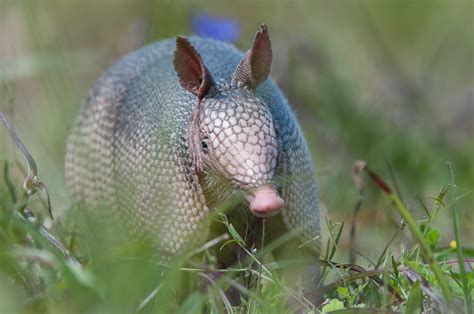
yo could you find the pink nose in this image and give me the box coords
[249,185,284,218]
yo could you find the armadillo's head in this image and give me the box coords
[197,87,283,217]
[174,25,283,218]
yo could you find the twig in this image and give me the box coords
[21,208,78,262]
[0,112,53,220]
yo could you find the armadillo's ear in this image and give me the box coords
[174,36,215,100]
[232,24,272,90]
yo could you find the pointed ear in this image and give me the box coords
[232,24,272,90]
[174,36,215,100]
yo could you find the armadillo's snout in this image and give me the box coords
[248,185,284,218]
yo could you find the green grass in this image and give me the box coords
[0,114,472,313]
[0,1,473,313]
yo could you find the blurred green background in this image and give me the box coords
[0,0,472,263]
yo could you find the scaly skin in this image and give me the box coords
[65,35,321,261]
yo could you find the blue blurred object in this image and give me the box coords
[191,14,240,42]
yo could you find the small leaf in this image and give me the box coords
[391,255,399,278]
[337,286,350,301]
[322,299,345,313]
[420,224,440,248]
[227,223,244,245]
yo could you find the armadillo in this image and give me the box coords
[66,25,320,268]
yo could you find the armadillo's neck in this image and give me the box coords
[197,168,248,212]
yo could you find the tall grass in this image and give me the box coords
[0,113,472,313]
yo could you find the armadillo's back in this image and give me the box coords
[66,36,320,255]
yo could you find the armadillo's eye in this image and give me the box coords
[201,137,209,154]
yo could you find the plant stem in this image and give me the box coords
[447,162,472,314]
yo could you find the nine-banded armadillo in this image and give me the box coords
[65,25,320,266]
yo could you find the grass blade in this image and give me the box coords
[446,162,472,314]
[405,280,422,314]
